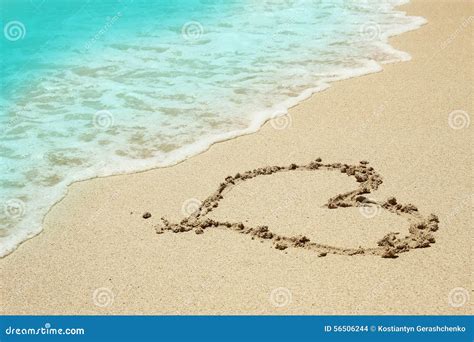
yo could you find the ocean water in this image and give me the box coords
[0,0,425,256]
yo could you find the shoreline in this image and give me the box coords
[0,0,427,258]
[1,0,472,315]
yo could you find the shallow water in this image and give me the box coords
[0,0,425,256]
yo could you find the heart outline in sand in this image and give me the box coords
[155,159,439,258]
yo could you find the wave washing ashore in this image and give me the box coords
[0,0,426,257]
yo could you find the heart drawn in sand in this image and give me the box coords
[155,159,439,258]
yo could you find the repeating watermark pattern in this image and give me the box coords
[181,21,204,41]
[359,103,386,132]
[84,11,122,51]
[445,193,473,226]
[269,287,292,307]
[181,280,213,310]
[93,110,114,129]
[358,198,381,219]
[7,111,22,128]
[372,103,386,118]
[448,110,470,130]
[278,0,305,7]
[4,199,26,219]
[359,22,381,41]
[29,0,46,11]
[448,287,470,308]
[270,113,293,130]
[33,152,44,161]
[3,21,26,41]
[348,0,387,10]
[92,287,114,307]
[181,198,202,216]
[439,16,474,51]
[350,0,385,11]
[264,192,300,221]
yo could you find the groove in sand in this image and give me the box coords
[154,159,440,258]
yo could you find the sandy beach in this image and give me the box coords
[0,0,472,315]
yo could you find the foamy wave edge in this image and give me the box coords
[0,1,427,257]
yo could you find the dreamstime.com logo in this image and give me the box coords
[4,323,85,336]
[359,22,381,41]
[269,287,292,308]
[181,21,204,41]
[270,113,293,130]
[448,287,470,308]
[93,287,115,307]
[3,198,26,219]
[358,197,381,219]
[93,110,114,129]
[3,20,26,41]
[181,197,202,216]
[448,110,470,130]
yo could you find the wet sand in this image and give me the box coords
[0,0,472,314]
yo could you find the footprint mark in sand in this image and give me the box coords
[155,159,439,258]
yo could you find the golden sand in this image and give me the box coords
[0,0,472,314]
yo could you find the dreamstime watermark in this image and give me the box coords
[92,287,115,307]
[448,110,470,130]
[359,103,386,132]
[439,16,474,51]
[270,113,293,130]
[350,0,385,11]
[181,21,204,41]
[277,0,305,7]
[359,22,381,41]
[29,0,46,11]
[84,12,122,50]
[3,21,26,41]
[181,280,213,309]
[7,111,22,128]
[448,287,470,308]
[5,322,85,336]
[358,198,381,219]
[3,199,26,219]
[445,193,472,226]
[181,198,202,216]
[93,110,114,129]
[265,192,300,220]
[269,287,292,307]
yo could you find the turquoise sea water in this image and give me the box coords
[0,0,425,256]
